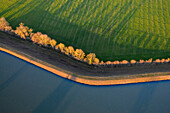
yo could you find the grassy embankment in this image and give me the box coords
[0,0,169,61]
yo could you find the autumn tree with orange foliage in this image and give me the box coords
[68,46,74,56]
[50,39,57,48]
[56,43,65,52]
[1,17,169,66]
[73,49,85,60]
[63,47,70,55]
[15,23,33,39]
[85,53,99,64]
[38,34,51,46]
[31,32,42,43]
[0,17,12,31]
[93,58,100,64]
[31,32,57,47]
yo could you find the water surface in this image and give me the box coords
[0,51,170,113]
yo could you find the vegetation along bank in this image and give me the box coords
[0,17,170,66]
[0,17,170,85]
[1,0,169,61]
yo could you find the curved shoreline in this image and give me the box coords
[0,31,170,85]
[1,47,170,85]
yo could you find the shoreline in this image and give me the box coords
[0,32,170,85]
[1,46,170,86]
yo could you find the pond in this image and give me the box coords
[0,51,170,113]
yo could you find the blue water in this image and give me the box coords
[0,51,170,113]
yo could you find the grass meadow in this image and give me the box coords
[0,0,169,61]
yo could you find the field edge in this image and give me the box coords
[0,42,170,86]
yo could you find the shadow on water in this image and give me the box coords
[0,64,27,92]
[130,83,157,113]
[32,80,73,113]
[0,50,170,113]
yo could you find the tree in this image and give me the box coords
[63,47,69,55]
[50,39,57,48]
[57,43,65,52]
[86,53,96,64]
[15,22,33,39]
[165,58,170,63]
[73,49,85,60]
[113,61,119,64]
[139,59,144,63]
[85,53,100,64]
[28,28,33,34]
[31,32,52,46]
[68,46,74,56]
[146,58,152,63]
[130,60,136,64]
[28,28,33,37]
[0,17,12,31]
[154,59,161,63]
[31,32,42,43]
[39,34,51,46]
[93,58,100,64]
[55,45,59,50]
[105,61,112,65]
[4,26,12,31]
[100,60,104,65]
[121,60,129,64]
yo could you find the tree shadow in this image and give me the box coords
[130,83,157,113]
[4,0,49,25]
[0,64,27,92]
[0,0,27,16]
[102,30,170,61]
[1,0,169,61]
[32,80,73,113]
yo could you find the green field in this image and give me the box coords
[0,0,169,61]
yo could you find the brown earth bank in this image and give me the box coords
[0,31,170,85]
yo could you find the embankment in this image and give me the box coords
[0,31,170,85]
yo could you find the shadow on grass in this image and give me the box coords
[0,0,27,16]
[0,0,169,61]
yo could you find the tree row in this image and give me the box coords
[0,17,169,66]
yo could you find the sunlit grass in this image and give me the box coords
[0,0,169,61]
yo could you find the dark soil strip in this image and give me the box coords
[0,31,169,77]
